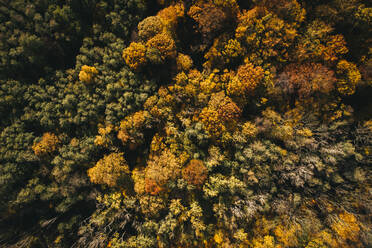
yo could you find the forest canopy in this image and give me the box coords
[0,0,371,247]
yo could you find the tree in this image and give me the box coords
[188,2,227,40]
[276,63,337,99]
[88,153,130,187]
[146,32,177,61]
[226,60,264,102]
[78,65,98,83]
[138,16,164,41]
[32,132,60,157]
[1,1,371,247]
[336,60,361,95]
[235,7,298,65]
[144,149,181,195]
[295,20,348,64]
[123,42,148,70]
[196,91,241,137]
[182,159,208,188]
[157,2,184,33]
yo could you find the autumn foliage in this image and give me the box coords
[226,61,264,101]
[144,149,181,195]
[32,132,60,157]
[1,0,371,247]
[87,152,129,187]
[182,159,208,188]
[277,63,337,98]
[122,42,147,70]
[79,65,98,83]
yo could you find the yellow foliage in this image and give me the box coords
[178,151,190,167]
[117,111,150,145]
[94,124,115,147]
[284,106,303,126]
[236,60,264,91]
[336,60,361,95]
[32,132,60,157]
[260,108,298,141]
[305,229,341,248]
[204,36,244,69]
[157,3,184,32]
[138,16,164,41]
[171,69,205,102]
[313,230,338,248]
[117,129,130,145]
[251,235,276,248]
[97,192,124,210]
[69,138,79,147]
[200,70,224,94]
[242,121,258,138]
[203,37,223,69]
[176,53,193,71]
[213,93,242,122]
[364,120,372,131]
[305,238,327,248]
[139,195,166,217]
[79,65,98,83]
[122,42,147,70]
[296,128,313,137]
[273,124,294,142]
[132,111,148,129]
[292,97,351,123]
[198,107,226,137]
[251,216,276,239]
[222,39,244,63]
[54,235,63,244]
[213,229,224,244]
[146,32,177,60]
[236,7,297,64]
[323,35,348,62]
[150,133,166,155]
[274,223,301,247]
[296,21,348,64]
[132,167,146,195]
[145,149,181,195]
[87,153,129,187]
[331,212,360,244]
[196,92,241,137]
[226,61,264,101]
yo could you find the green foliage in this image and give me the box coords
[138,16,164,41]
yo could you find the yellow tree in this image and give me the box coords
[144,149,181,195]
[336,60,361,95]
[32,132,60,157]
[295,21,348,64]
[236,7,298,65]
[146,32,177,61]
[87,153,130,187]
[122,42,147,70]
[226,60,264,103]
[196,91,241,137]
[79,65,98,83]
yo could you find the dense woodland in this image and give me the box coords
[0,0,371,247]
